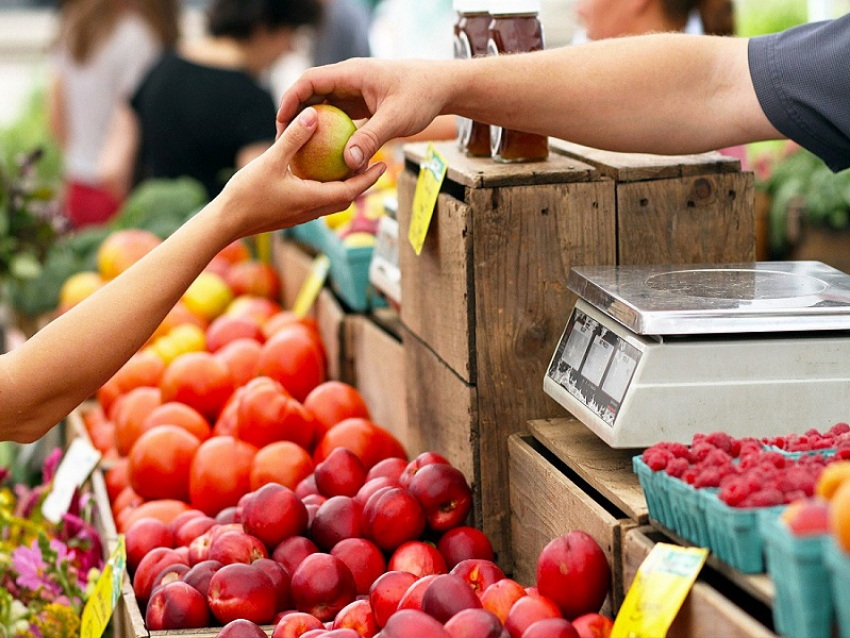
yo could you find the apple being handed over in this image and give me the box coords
[291,105,357,182]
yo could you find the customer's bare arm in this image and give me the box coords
[0,108,385,443]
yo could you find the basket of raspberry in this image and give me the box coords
[634,427,849,574]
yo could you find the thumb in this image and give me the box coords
[343,115,397,171]
[274,107,319,163]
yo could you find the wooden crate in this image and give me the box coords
[397,140,754,570]
[509,423,648,611]
[622,527,777,638]
[347,309,409,448]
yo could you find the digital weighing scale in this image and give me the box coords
[544,261,850,448]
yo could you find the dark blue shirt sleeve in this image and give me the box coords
[748,14,850,172]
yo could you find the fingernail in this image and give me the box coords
[349,145,364,167]
[299,107,317,126]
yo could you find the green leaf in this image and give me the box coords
[10,252,42,280]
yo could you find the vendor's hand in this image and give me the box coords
[221,106,386,239]
[276,59,450,172]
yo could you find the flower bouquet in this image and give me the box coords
[0,448,104,638]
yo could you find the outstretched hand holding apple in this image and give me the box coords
[276,58,454,173]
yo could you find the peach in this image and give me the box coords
[360,486,426,552]
[397,574,439,612]
[133,547,189,606]
[505,594,562,638]
[208,531,268,565]
[388,541,448,578]
[571,613,614,638]
[444,608,509,638]
[331,538,386,595]
[408,464,472,532]
[368,570,418,628]
[450,559,505,597]
[291,553,357,622]
[208,563,277,625]
[175,516,217,547]
[273,536,320,577]
[421,573,483,624]
[272,611,324,638]
[381,609,452,638]
[310,496,363,551]
[241,483,309,549]
[217,619,268,637]
[354,476,400,507]
[365,457,408,483]
[181,559,222,599]
[332,598,378,637]
[438,527,495,570]
[399,452,450,489]
[145,581,210,630]
[536,532,610,620]
[253,557,294,613]
[315,448,368,498]
[481,578,527,624]
[522,618,580,638]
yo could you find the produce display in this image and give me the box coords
[57,231,617,637]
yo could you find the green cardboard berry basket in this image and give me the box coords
[825,538,850,638]
[761,512,833,638]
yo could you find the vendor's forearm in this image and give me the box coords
[443,34,781,155]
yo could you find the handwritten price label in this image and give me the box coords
[612,543,708,638]
[81,536,126,638]
[408,143,448,256]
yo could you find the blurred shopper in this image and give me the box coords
[47,0,179,228]
[100,0,321,201]
[276,14,850,175]
[576,0,708,40]
[313,0,371,66]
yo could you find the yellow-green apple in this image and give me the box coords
[291,105,357,182]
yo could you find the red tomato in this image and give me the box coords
[112,484,144,520]
[212,386,245,437]
[141,402,211,441]
[235,377,316,450]
[189,436,257,516]
[97,350,165,414]
[250,440,315,491]
[314,418,407,468]
[224,260,281,300]
[114,386,162,456]
[214,338,263,388]
[160,351,235,421]
[119,499,193,534]
[261,311,320,342]
[216,240,252,266]
[303,381,371,443]
[205,314,264,353]
[104,458,130,503]
[256,324,326,402]
[128,425,201,501]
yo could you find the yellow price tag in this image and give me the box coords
[292,254,331,318]
[81,536,127,638]
[408,142,448,256]
[612,543,708,638]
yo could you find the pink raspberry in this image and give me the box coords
[719,479,751,506]
[705,432,734,454]
[682,468,698,485]
[739,487,784,508]
[693,466,724,488]
[830,423,850,436]
[643,449,673,472]
[665,457,690,478]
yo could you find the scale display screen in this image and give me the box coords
[547,307,642,427]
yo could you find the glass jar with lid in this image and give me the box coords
[453,0,492,156]
[487,0,549,162]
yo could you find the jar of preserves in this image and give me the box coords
[487,0,549,162]
[454,0,492,156]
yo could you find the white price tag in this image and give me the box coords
[41,437,101,523]
[369,215,401,305]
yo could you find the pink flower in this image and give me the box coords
[12,540,60,595]
[42,448,63,483]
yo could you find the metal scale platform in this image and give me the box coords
[543,262,850,447]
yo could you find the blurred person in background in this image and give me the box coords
[312,0,371,67]
[100,0,321,202]
[47,0,180,228]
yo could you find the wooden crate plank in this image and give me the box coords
[398,171,476,383]
[272,235,316,310]
[622,527,777,638]
[351,315,409,448]
[550,138,741,182]
[471,179,617,575]
[403,330,479,524]
[404,141,598,189]
[617,172,756,265]
[509,434,628,613]
[315,288,346,382]
[527,418,648,524]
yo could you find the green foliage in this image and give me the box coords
[0,85,63,187]
[8,177,207,317]
[735,0,808,37]
[761,147,850,255]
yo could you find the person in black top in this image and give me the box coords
[100,0,321,200]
